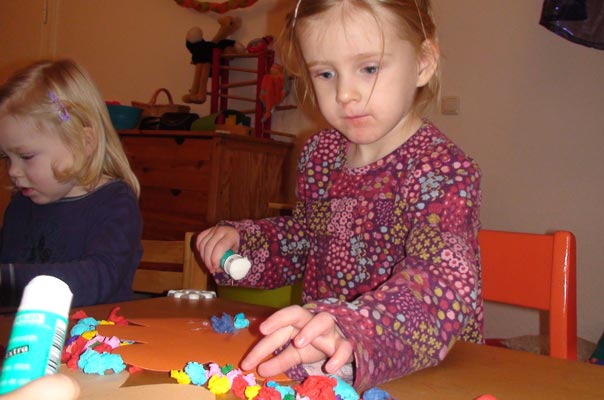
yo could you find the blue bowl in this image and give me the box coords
[107,104,143,130]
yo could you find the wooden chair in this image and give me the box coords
[479,229,577,360]
[133,232,209,295]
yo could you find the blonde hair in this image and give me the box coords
[0,59,140,197]
[277,0,440,114]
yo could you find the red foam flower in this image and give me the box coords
[70,310,88,320]
[231,375,248,399]
[107,306,128,325]
[256,383,281,400]
[294,376,337,400]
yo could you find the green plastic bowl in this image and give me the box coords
[107,104,142,130]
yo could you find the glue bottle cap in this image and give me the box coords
[19,275,73,316]
[224,257,252,280]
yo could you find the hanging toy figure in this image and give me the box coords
[182,16,242,104]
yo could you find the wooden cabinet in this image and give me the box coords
[119,130,293,240]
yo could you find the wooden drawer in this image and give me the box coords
[119,131,293,240]
[139,186,208,218]
[133,162,212,191]
[140,210,209,240]
[122,136,213,162]
[123,137,213,190]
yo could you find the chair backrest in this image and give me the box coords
[133,232,208,294]
[478,229,577,360]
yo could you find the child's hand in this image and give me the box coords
[240,305,354,377]
[0,374,80,400]
[196,226,240,273]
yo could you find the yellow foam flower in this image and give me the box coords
[245,384,261,399]
[208,375,230,395]
[170,369,191,385]
[81,330,97,340]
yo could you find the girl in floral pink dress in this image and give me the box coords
[197,0,482,390]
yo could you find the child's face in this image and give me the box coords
[299,6,431,154]
[0,116,87,204]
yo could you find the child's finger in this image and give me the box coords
[3,374,80,400]
[259,305,312,335]
[208,228,239,269]
[196,227,216,268]
[197,227,215,256]
[292,311,336,348]
[323,340,354,373]
[256,342,304,378]
[241,324,296,372]
[195,229,209,253]
[290,312,354,369]
[196,227,235,270]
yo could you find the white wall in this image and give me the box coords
[430,0,604,343]
[53,0,295,120]
[0,0,602,342]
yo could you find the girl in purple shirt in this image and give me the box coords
[0,59,141,307]
[197,0,482,390]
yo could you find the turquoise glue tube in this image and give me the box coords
[220,249,251,280]
[0,275,73,394]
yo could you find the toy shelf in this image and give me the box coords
[210,48,294,139]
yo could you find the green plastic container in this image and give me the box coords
[107,104,143,130]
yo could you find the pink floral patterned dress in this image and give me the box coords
[217,121,483,390]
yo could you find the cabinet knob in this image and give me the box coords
[170,189,182,197]
[174,137,186,145]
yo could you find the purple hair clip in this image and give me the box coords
[48,91,70,122]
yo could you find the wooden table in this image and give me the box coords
[2,297,603,399]
[380,339,604,400]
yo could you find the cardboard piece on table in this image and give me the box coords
[120,369,174,387]
[97,317,288,381]
[60,365,215,400]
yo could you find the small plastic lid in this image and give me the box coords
[19,275,73,316]
[224,257,252,280]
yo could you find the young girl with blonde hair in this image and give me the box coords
[197,0,482,390]
[0,59,142,307]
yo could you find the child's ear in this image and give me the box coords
[416,39,439,88]
[82,127,97,156]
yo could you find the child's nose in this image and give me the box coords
[7,160,21,179]
[336,78,360,104]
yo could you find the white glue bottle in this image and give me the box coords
[0,275,73,394]
[220,249,251,280]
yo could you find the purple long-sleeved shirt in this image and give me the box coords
[215,121,483,390]
[0,180,142,307]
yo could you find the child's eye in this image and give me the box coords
[0,154,11,167]
[314,70,335,80]
[362,65,379,74]
[19,154,34,161]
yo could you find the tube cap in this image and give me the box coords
[19,275,73,316]
[224,257,252,280]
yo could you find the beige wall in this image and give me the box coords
[430,1,604,343]
[0,0,602,342]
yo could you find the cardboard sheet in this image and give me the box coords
[97,317,288,381]
[61,366,215,400]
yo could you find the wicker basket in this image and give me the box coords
[132,88,190,118]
